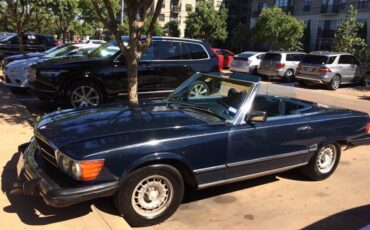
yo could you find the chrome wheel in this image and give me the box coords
[330,76,340,90]
[189,83,209,97]
[71,85,100,108]
[317,144,337,174]
[131,175,174,219]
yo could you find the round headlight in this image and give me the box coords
[62,156,71,172]
[70,162,81,179]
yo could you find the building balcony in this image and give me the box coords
[321,4,339,14]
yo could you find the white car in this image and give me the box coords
[3,43,100,88]
[230,52,265,74]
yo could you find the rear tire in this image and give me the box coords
[327,75,341,90]
[188,81,210,97]
[300,143,341,181]
[65,81,103,108]
[283,69,295,82]
[114,165,184,227]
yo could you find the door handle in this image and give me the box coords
[297,126,312,132]
[183,64,191,69]
[146,65,152,69]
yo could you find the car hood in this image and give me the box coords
[5,52,44,61]
[6,57,40,69]
[36,104,207,148]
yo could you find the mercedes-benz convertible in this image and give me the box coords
[17,73,370,226]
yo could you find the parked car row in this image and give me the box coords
[0,32,61,60]
[230,50,370,90]
[1,36,218,108]
[2,43,101,88]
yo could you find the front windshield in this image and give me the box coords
[44,44,70,54]
[167,73,255,123]
[88,40,119,58]
[44,45,78,58]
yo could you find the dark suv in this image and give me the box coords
[0,33,59,60]
[27,36,220,108]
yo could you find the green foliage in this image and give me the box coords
[230,24,251,53]
[303,20,311,52]
[185,0,228,43]
[254,7,304,51]
[332,5,367,62]
[119,16,164,36]
[164,21,180,37]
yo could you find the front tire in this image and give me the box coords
[301,143,341,181]
[114,165,184,227]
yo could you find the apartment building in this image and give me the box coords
[250,0,370,51]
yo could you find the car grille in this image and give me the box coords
[35,136,58,167]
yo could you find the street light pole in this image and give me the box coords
[120,0,124,25]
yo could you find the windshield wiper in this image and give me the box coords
[167,102,225,121]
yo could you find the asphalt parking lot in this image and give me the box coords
[0,76,369,230]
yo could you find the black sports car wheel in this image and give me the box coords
[301,143,341,181]
[66,81,103,108]
[114,165,184,227]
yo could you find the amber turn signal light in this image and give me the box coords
[79,160,105,181]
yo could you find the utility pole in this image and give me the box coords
[120,0,124,25]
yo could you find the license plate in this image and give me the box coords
[17,139,36,177]
[17,152,25,177]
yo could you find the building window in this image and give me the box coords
[340,0,346,9]
[303,0,311,11]
[274,0,289,7]
[162,2,165,8]
[159,14,165,21]
[258,2,268,11]
[358,0,368,8]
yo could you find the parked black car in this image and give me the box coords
[0,33,59,60]
[18,73,370,226]
[27,36,220,108]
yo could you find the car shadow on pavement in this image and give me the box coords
[1,152,95,225]
[303,204,370,230]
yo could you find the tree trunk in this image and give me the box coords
[126,56,139,106]
[17,31,24,53]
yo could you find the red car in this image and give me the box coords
[211,48,235,69]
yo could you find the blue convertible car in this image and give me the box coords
[17,73,370,226]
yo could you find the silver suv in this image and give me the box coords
[258,51,306,82]
[296,51,370,90]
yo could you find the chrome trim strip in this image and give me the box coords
[197,163,308,189]
[118,90,173,96]
[227,149,310,168]
[193,165,226,174]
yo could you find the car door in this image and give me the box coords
[156,40,192,90]
[106,45,158,94]
[349,55,362,82]
[337,55,352,82]
[226,96,313,179]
